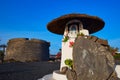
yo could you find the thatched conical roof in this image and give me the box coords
[47,13,105,35]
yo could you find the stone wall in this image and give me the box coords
[4,38,50,62]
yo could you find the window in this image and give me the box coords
[70,24,77,31]
[68,24,78,37]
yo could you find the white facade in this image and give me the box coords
[53,20,90,80]
[60,38,75,70]
[60,20,89,70]
[115,65,120,78]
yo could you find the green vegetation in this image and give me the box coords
[113,54,120,60]
[77,33,85,37]
[64,59,73,69]
[108,46,120,60]
[62,36,69,42]
[108,47,119,53]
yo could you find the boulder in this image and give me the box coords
[66,69,77,80]
[87,36,108,46]
[90,36,98,42]
[72,36,118,80]
[96,38,108,46]
[60,66,68,74]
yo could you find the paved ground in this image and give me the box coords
[0,62,60,80]
[0,61,119,80]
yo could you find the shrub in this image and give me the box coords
[114,54,120,60]
[62,36,69,42]
[64,59,73,69]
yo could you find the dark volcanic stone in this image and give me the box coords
[87,36,108,46]
[66,69,77,80]
[73,36,116,80]
[60,66,68,74]
[107,71,120,80]
[96,38,108,46]
[90,36,98,42]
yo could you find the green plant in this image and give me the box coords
[109,47,119,53]
[62,36,69,42]
[113,54,120,60]
[77,33,85,37]
[64,59,73,69]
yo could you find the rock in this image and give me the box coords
[107,71,120,80]
[73,36,117,80]
[60,66,68,74]
[90,36,98,42]
[86,35,92,39]
[87,36,108,46]
[96,38,108,46]
[66,69,77,80]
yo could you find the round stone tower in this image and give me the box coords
[4,38,50,62]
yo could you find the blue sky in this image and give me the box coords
[0,0,120,54]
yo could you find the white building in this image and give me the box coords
[60,20,89,70]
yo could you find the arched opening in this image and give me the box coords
[68,24,78,37]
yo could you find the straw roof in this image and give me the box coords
[47,13,105,35]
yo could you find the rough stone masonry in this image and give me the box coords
[68,36,120,80]
[4,38,50,62]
